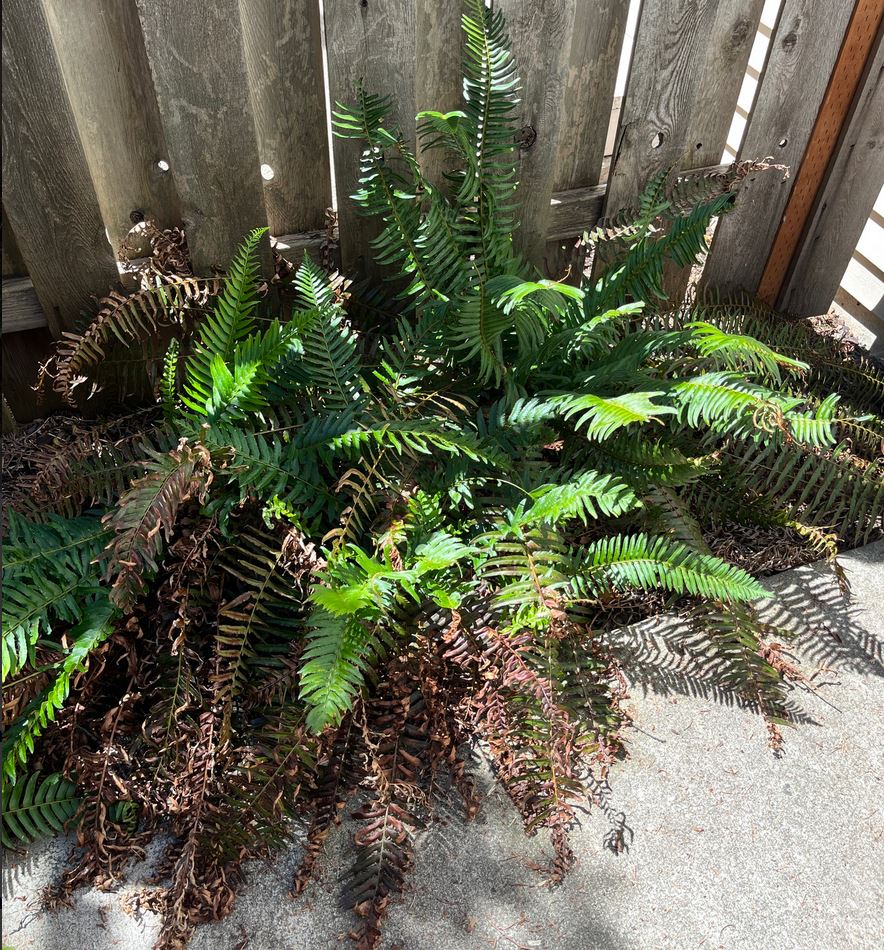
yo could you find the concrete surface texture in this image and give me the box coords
[3,541,883,950]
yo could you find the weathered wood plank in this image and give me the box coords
[762,1,884,306]
[554,2,629,192]
[603,0,725,220]
[702,0,855,296]
[2,208,27,278]
[497,0,580,268]
[2,278,47,333]
[545,0,628,277]
[43,0,180,253]
[688,1,765,170]
[240,0,332,235]
[415,4,463,188]
[1,0,117,335]
[323,0,417,274]
[664,0,765,298]
[779,27,884,316]
[136,0,270,274]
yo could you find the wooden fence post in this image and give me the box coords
[42,0,180,254]
[1,0,118,335]
[702,0,856,297]
[136,0,270,274]
[767,3,884,315]
[240,0,332,237]
[778,25,883,317]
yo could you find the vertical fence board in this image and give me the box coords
[43,0,180,253]
[240,0,332,235]
[497,0,580,269]
[603,0,723,221]
[687,1,765,170]
[779,28,884,316]
[323,0,417,274]
[702,0,855,296]
[136,0,269,274]
[415,4,463,188]
[545,0,628,277]
[663,0,765,299]
[2,208,27,278]
[1,0,117,335]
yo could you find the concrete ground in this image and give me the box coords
[4,541,883,950]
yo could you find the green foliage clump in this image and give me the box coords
[2,2,881,947]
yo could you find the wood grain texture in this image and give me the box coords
[544,0,628,278]
[687,1,765,170]
[554,1,629,192]
[2,278,47,333]
[240,0,332,234]
[415,3,463,188]
[760,0,884,304]
[663,0,765,299]
[702,0,855,296]
[323,0,417,274]
[136,0,270,274]
[778,27,884,317]
[497,0,580,268]
[603,0,724,220]
[1,0,118,335]
[43,0,180,252]
[2,208,27,278]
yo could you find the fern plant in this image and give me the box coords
[2,2,881,948]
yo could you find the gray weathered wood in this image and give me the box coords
[778,28,884,316]
[554,1,629,192]
[415,4,463,188]
[2,207,27,278]
[545,0,628,277]
[43,0,180,253]
[1,278,47,333]
[703,0,855,295]
[664,0,765,298]
[1,0,117,335]
[603,0,724,220]
[136,0,270,274]
[323,0,417,274]
[240,0,332,235]
[497,0,580,268]
[688,1,765,170]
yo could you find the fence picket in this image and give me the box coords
[323,0,417,274]
[43,0,180,254]
[702,0,855,296]
[136,0,270,273]
[241,0,332,236]
[664,0,765,299]
[415,5,463,188]
[1,0,117,335]
[545,1,629,278]
[779,26,884,317]
[497,1,580,269]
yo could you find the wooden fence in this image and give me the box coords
[2,0,883,423]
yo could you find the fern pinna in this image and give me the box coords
[2,2,882,948]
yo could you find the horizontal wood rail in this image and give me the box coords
[1,164,729,337]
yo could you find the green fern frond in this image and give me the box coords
[183,227,268,413]
[569,534,767,603]
[1,772,81,848]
